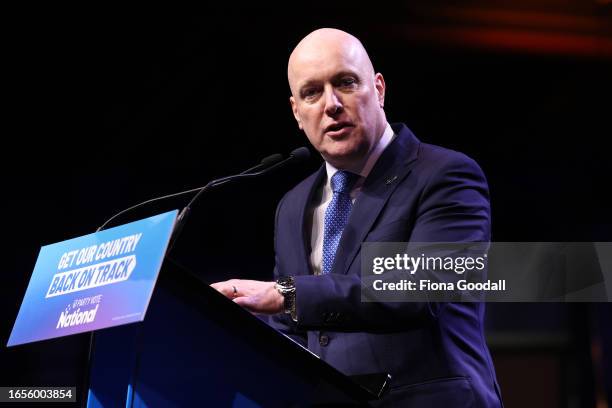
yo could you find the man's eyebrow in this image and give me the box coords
[298,71,360,93]
[298,80,320,91]
[331,71,359,80]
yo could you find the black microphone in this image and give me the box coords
[288,146,310,162]
[96,152,286,232]
[242,153,284,174]
[179,147,310,219]
[167,146,309,250]
[207,147,310,189]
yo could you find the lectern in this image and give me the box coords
[86,258,386,407]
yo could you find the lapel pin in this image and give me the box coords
[385,175,398,185]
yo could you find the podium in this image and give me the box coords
[86,258,386,407]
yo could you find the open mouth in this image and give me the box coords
[325,122,353,135]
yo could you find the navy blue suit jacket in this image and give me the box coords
[269,123,503,407]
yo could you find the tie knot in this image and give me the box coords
[330,170,358,194]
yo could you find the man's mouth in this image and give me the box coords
[325,122,354,136]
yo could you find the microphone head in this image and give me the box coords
[289,147,311,162]
[260,153,283,166]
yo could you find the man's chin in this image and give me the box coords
[321,148,362,169]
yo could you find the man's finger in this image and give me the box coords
[210,282,233,298]
[233,296,251,308]
[233,297,259,316]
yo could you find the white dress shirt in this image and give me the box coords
[308,123,395,275]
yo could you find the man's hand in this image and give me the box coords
[210,279,284,315]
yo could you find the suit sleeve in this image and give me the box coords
[267,195,308,347]
[293,152,491,332]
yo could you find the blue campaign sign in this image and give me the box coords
[8,210,178,347]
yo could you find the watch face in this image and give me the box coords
[278,276,294,286]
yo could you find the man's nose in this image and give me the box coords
[323,87,343,116]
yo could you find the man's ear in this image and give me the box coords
[374,73,386,108]
[290,96,303,129]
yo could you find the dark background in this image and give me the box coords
[2,3,612,407]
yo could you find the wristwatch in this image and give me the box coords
[275,276,297,322]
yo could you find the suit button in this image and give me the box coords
[319,334,330,347]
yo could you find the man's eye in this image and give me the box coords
[340,78,357,87]
[302,88,319,99]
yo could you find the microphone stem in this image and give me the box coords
[168,155,296,250]
[96,158,279,232]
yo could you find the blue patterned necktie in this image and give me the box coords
[322,170,359,275]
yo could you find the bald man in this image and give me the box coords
[212,29,503,407]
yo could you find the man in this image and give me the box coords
[212,28,503,407]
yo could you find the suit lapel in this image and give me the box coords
[295,166,326,276]
[332,124,421,275]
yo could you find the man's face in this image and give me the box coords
[289,40,386,169]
